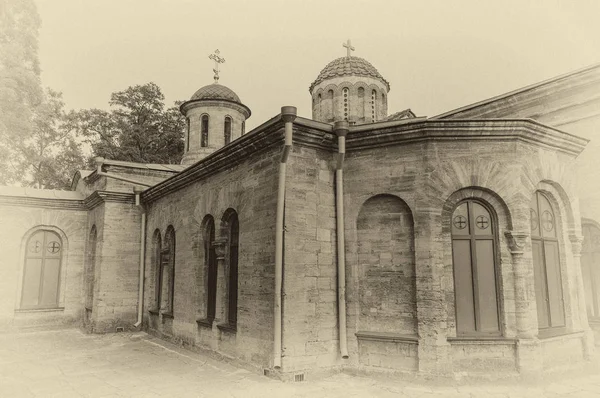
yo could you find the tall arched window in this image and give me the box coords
[327,89,334,122]
[224,116,232,145]
[451,200,500,335]
[530,191,565,330]
[153,230,162,311]
[357,87,365,121]
[317,93,322,119]
[241,121,245,136]
[203,216,217,322]
[225,211,239,327]
[186,117,191,151]
[85,225,97,311]
[161,226,176,315]
[201,115,209,148]
[21,230,63,309]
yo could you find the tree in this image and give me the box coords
[75,82,185,164]
[0,0,44,185]
[14,88,86,189]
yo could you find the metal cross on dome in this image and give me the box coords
[209,49,225,83]
[343,39,355,57]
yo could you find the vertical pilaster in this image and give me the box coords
[570,233,595,359]
[213,238,228,324]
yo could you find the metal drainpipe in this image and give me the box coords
[333,121,349,359]
[274,106,297,369]
[133,188,146,328]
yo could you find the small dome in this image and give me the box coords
[191,83,241,103]
[309,56,390,92]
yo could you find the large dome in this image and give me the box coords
[309,56,390,92]
[191,83,241,103]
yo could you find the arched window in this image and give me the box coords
[241,121,245,136]
[327,89,334,122]
[582,223,600,319]
[161,226,176,315]
[202,217,217,322]
[317,93,322,119]
[201,115,209,148]
[21,230,63,309]
[152,230,162,311]
[530,191,565,330]
[224,116,232,145]
[186,117,191,151]
[225,211,239,327]
[357,87,365,120]
[451,200,500,335]
[342,87,349,121]
[371,90,377,122]
[85,225,97,311]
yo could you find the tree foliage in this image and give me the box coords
[75,82,185,164]
[0,0,43,185]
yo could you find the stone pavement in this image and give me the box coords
[0,329,599,397]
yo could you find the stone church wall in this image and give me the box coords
[143,143,282,371]
[0,201,87,330]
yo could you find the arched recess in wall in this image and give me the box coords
[582,219,600,320]
[186,117,191,152]
[201,215,217,322]
[85,225,97,312]
[221,209,239,328]
[20,228,65,309]
[357,87,365,121]
[371,89,377,122]
[326,89,334,122]
[317,93,322,120]
[356,194,417,335]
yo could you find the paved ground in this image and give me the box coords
[0,329,599,397]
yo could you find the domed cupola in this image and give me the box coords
[309,40,390,125]
[180,50,251,166]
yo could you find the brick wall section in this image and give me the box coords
[143,144,281,370]
[0,204,87,330]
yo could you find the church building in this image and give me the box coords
[1,43,599,381]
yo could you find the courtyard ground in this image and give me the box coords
[0,329,599,397]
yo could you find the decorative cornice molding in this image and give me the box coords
[0,195,86,211]
[84,190,136,210]
[180,98,251,118]
[505,230,530,255]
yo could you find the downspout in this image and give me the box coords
[274,106,297,369]
[333,121,349,359]
[133,187,146,328]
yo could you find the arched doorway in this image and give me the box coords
[582,223,600,319]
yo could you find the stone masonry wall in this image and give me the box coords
[0,203,87,330]
[143,143,281,371]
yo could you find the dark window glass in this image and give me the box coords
[224,117,232,145]
[201,115,209,147]
[205,218,217,321]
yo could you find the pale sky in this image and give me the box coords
[37,0,600,131]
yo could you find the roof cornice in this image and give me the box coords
[84,190,136,210]
[0,195,86,210]
[179,98,251,118]
[346,118,589,156]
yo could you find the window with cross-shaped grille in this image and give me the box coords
[21,230,63,309]
[530,191,565,330]
[451,200,500,336]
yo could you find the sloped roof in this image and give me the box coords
[191,83,241,103]
[385,109,417,121]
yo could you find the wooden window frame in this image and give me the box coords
[21,230,63,310]
[451,199,502,337]
[531,191,566,334]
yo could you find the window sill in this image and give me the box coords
[196,318,214,328]
[538,328,582,341]
[217,323,237,333]
[161,312,174,319]
[355,331,418,344]
[447,336,516,345]
[148,309,160,316]
[15,307,65,313]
